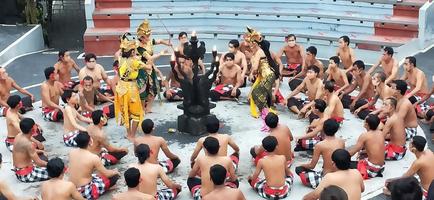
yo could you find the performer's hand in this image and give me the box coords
[354,108,362,115]
[166,91,172,99]
[231,89,237,97]
[350,101,356,111]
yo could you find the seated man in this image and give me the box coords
[0,66,34,116]
[12,118,49,183]
[211,53,242,101]
[164,58,184,102]
[87,110,128,166]
[296,119,345,189]
[41,157,85,200]
[414,84,433,120]
[134,119,180,174]
[402,56,430,105]
[336,35,356,70]
[188,137,238,199]
[54,50,80,90]
[303,149,364,200]
[391,80,418,141]
[5,95,44,152]
[382,97,407,160]
[367,46,398,85]
[112,167,155,200]
[61,90,92,147]
[78,53,114,98]
[248,136,294,199]
[250,113,293,166]
[219,39,248,86]
[289,46,324,90]
[277,34,304,77]
[321,81,345,123]
[41,67,64,122]
[191,116,240,169]
[326,56,350,95]
[69,132,120,199]
[78,76,114,118]
[203,164,246,200]
[131,144,182,199]
[348,114,385,179]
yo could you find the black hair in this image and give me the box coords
[285,34,296,40]
[329,56,340,66]
[91,110,104,125]
[332,149,351,170]
[229,39,240,48]
[206,116,219,134]
[405,56,417,67]
[44,67,56,80]
[61,90,74,103]
[262,136,278,152]
[353,60,365,70]
[135,144,150,164]
[384,47,394,56]
[265,112,279,128]
[210,164,227,185]
[324,80,335,93]
[339,35,350,45]
[375,71,387,83]
[320,185,349,200]
[84,53,97,62]
[47,157,65,178]
[224,53,235,61]
[121,49,134,58]
[58,49,67,59]
[141,119,154,134]
[7,95,21,109]
[203,137,220,155]
[411,136,426,152]
[75,131,91,148]
[390,177,422,200]
[124,167,141,188]
[306,46,317,56]
[83,75,94,82]
[386,97,398,109]
[323,118,340,136]
[258,40,280,78]
[314,99,327,113]
[19,118,35,134]
[306,65,320,75]
[392,80,408,95]
[365,114,380,130]
[178,32,187,39]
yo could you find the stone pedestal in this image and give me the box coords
[177,103,216,136]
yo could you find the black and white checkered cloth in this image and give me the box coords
[156,188,178,200]
[77,174,107,200]
[14,165,50,183]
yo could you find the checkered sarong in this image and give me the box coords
[384,142,407,161]
[250,175,293,199]
[296,167,323,189]
[156,188,178,200]
[191,185,202,200]
[14,165,49,183]
[77,174,108,200]
[0,105,7,117]
[230,153,239,171]
[100,149,127,166]
[357,159,384,179]
[405,127,417,141]
[159,159,175,174]
[99,83,113,95]
[5,137,14,152]
[416,103,431,115]
[298,136,322,151]
[63,130,79,147]
[42,107,62,122]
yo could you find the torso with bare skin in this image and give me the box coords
[283,44,303,64]
[384,113,406,146]
[327,68,347,87]
[259,154,287,187]
[380,59,395,77]
[405,68,429,95]
[270,125,293,161]
[0,78,13,106]
[68,148,101,187]
[12,134,34,168]
[305,78,323,101]
[63,105,80,133]
[325,93,344,118]
[304,59,324,78]
[112,189,155,200]
[41,178,81,200]
[413,151,434,190]
[134,136,163,164]
[397,97,418,128]
[316,138,345,174]
[87,125,105,155]
[377,84,394,101]
[317,169,364,200]
[199,134,230,157]
[202,186,245,200]
[220,64,241,86]
[130,162,162,196]
[195,155,233,196]
[355,73,375,99]
[79,65,106,89]
[55,61,76,85]
[337,47,354,69]
[41,81,63,108]
[360,130,385,165]
[6,110,20,138]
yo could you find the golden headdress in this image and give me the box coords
[245,26,262,43]
[119,32,137,51]
[137,19,151,37]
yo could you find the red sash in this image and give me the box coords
[286,64,301,70]
[385,143,406,158]
[14,166,33,176]
[331,116,344,123]
[264,184,288,196]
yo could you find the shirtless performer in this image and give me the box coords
[61,90,92,147]
[289,46,324,91]
[177,32,188,55]
[211,53,242,101]
[203,164,246,200]
[248,136,293,199]
[0,66,34,116]
[134,119,180,174]
[12,118,49,183]
[219,40,248,85]
[401,56,430,105]
[382,97,407,160]
[296,119,345,189]
[164,55,194,102]
[41,67,64,122]
[285,65,323,116]
[384,136,434,199]
[54,50,80,90]
[336,36,356,70]
[41,157,85,200]
[303,149,364,200]
[391,80,418,140]
[69,132,120,199]
[131,144,182,199]
[87,110,128,166]
[191,116,240,169]
[250,113,293,166]
[78,53,113,98]
[78,76,114,118]
[188,137,238,199]
[277,34,304,77]
[112,167,155,200]
[348,114,385,179]
[322,80,345,123]
[367,47,399,85]
[326,56,350,95]
[5,95,44,152]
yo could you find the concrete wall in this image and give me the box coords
[419,1,434,49]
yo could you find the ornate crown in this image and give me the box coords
[137,19,151,37]
[119,32,137,51]
[245,26,262,43]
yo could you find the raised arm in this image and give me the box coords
[367,59,381,75]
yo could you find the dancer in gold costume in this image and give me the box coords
[115,33,151,140]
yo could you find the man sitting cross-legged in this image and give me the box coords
[348,114,385,179]
[210,53,242,102]
[325,56,350,95]
[41,66,64,122]
[112,167,155,200]
[248,136,294,199]
[202,164,246,200]
[321,81,345,123]
[382,97,407,161]
[69,132,120,199]
[391,80,418,141]
[134,119,180,174]
[87,110,128,166]
[0,66,34,116]
[296,119,345,189]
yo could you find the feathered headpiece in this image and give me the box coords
[119,32,137,51]
[137,19,151,37]
[245,26,262,43]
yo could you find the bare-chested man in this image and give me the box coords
[349,114,385,179]
[219,40,248,85]
[5,95,44,152]
[203,164,246,200]
[248,136,294,199]
[164,55,194,102]
[134,119,180,174]
[130,144,181,199]
[367,47,399,85]
[285,65,323,116]
[78,53,113,98]
[326,56,350,95]
[391,80,418,141]
[277,34,304,77]
[382,97,407,160]
[78,76,114,118]
[41,67,64,122]
[0,66,34,116]
[289,46,324,91]
[211,53,242,101]
[191,116,240,169]
[54,50,80,89]
[0,153,37,199]
[69,132,120,199]
[250,113,293,166]
[188,137,238,199]
[303,149,364,200]
[87,110,128,166]
[322,80,345,123]
[343,60,375,114]
[12,118,49,182]
[112,167,155,200]
[41,157,85,200]
[177,32,188,56]
[61,90,92,147]
[336,36,356,70]
[401,56,430,105]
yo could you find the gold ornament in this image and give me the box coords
[245,26,262,43]
[119,32,137,51]
[137,19,151,37]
